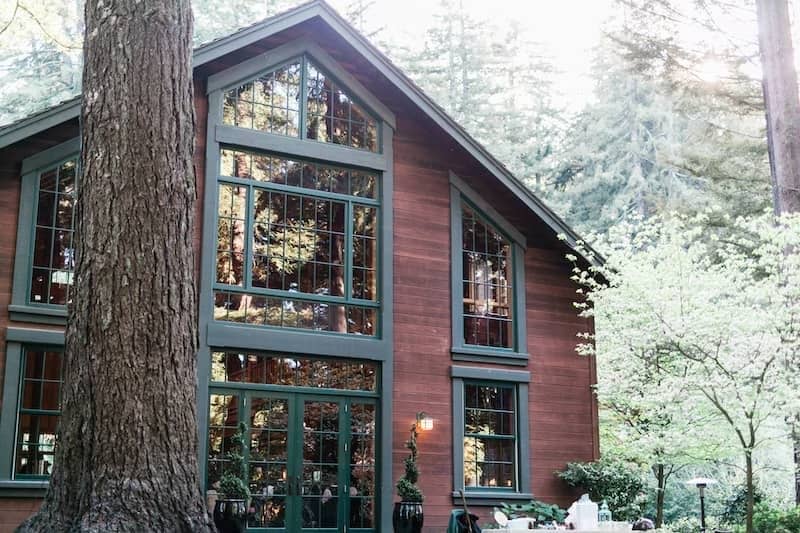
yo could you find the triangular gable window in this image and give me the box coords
[305,59,379,152]
[222,60,302,137]
[221,56,380,153]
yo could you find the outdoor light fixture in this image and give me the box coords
[416,412,434,431]
[686,477,717,533]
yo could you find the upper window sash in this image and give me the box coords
[450,173,528,363]
[10,138,80,326]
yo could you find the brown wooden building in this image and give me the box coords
[0,2,599,531]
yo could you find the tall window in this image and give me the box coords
[213,149,379,335]
[14,347,64,478]
[222,56,379,152]
[461,205,513,348]
[463,382,517,489]
[29,157,77,307]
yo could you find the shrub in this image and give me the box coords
[746,502,800,533]
[721,484,764,526]
[500,499,567,524]
[557,457,645,521]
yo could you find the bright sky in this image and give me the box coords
[329,0,615,110]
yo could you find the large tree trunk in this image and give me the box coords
[757,0,800,215]
[17,1,213,531]
[756,0,800,507]
[653,463,666,528]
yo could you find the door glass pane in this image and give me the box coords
[207,394,240,488]
[248,397,289,528]
[350,403,376,529]
[302,401,340,529]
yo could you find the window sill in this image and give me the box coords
[0,480,48,498]
[451,490,533,507]
[451,346,529,366]
[8,304,67,326]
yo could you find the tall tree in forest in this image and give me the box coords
[17,0,213,531]
[755,0,800,506]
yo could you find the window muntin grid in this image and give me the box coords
[305,60,379,152]
[222,61,302,137]
[214,149,379,336]
[219,56,380,153]
[461,204,513,348]
[463,383,517,490]
[30,157,77,306]
[14,348,63,479]
[210,352,377,392]
[206,393,241,489]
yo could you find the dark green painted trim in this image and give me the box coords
[218,174,381,206]
[450,181,529,362]
[0,480,48,498]
[8,305,67,326]
[206,322,390,361]
[206,38,395,130]
[450,365,530,383]
[450,491,534,507]
[5,327,66,345]
[449,172,525,247]
[0,343,23,480]
[216,125,387,171]
[451,375,531,499]
[208,380,378,398]
[0,98,80,150]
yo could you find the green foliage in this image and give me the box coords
[218,422,250,500]
[557,457,645,521]
[500,499,567,524]
[396,418,423,502]
[722,485,764,526]
[742,503,800,533]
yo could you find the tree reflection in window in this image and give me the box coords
[214,149,379,336]
[462,205,513,348]
[30,158,76,306]
[463,383,516,489]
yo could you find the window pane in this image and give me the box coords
[463,383,517,490]
[15,349,64,479]
[305,59,379,152]
[29,157,78,306]
[462,204,513,348]
[209,352,377,391]
[222,61,301,137]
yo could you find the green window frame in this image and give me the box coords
[0,328,65,495]
[211,149,381,337]
[10,138,80,326]
[450,172,528,365]
[451,365,532,505]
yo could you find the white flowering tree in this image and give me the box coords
[570,213,800,533]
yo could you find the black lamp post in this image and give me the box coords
[686,477,717,532]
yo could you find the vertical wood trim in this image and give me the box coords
[450,186,464,351]
[196,90,223,484]
[518,383,531,494]
[514,244,528,354]
[0,343,23,480]
[451,377,465,493]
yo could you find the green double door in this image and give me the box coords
[209,390,377,532]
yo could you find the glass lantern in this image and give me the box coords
[598,500,612,523]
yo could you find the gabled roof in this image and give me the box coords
[0,0,602,265]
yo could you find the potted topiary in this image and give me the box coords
[213,422,250,533]
[393,413,425,533]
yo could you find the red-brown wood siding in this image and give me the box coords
[391,100,598,531]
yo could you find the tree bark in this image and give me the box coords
[17,1,213,531]
[757,0,800,215]
[756,0,800,507]
[654,463,666,528]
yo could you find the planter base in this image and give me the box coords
[392,501,424,533]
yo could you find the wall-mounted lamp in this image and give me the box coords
[416,412,434,431]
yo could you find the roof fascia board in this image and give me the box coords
[0,99,81,150]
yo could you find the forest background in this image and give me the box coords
[1,0,797,530]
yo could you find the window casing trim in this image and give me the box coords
[450,172,528,362]
[451,365,531,502]
[0,332,65,490]
[11,137,80,325]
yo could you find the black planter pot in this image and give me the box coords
[213,498,247,533]
[392,501,424,533]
